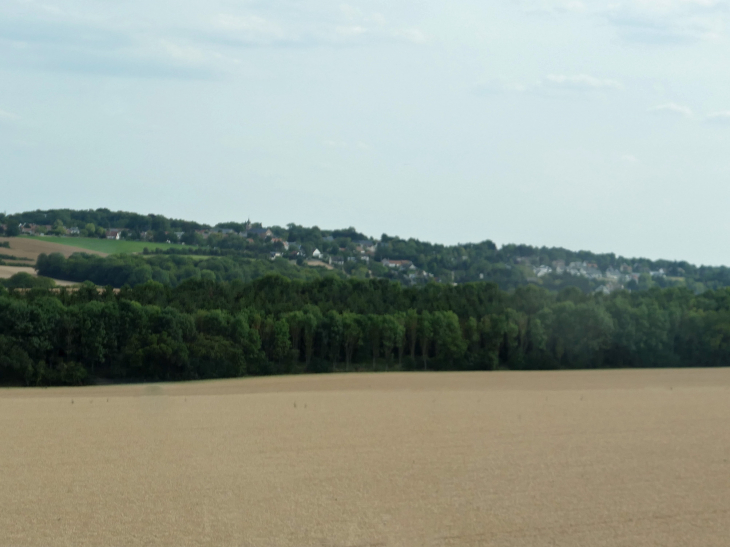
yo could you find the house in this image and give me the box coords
[106,229,122,240]
[382,259,415,269]
[246,228,273,239]
[67,227,80,235]
[329,256,345,266]
[355,240,377,252]
[211,228,237,236]
[534,265,552,277]
[552,260,566,274]
[312,248,322,258]
[271,238,289,250]
[270,252,282,260]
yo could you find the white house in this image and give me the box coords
[312,248,322,258]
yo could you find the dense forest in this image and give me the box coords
[5,207,730,292]
[1,276,729,386]
[35,252,341,287]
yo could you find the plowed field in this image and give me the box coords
[1,370,728,546]
[0,237,107,261]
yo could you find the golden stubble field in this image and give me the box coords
[1,370,729,547]
[0,237,107,261]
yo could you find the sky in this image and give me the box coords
[2,0,730,265]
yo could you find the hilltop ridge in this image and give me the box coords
[1,208,727,293]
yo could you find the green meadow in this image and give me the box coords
[28,236,186,254]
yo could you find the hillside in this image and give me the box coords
[2,208,728,293]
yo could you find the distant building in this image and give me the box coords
[312,248,322,258]
[106,229,122,240]
[246,228,273,239]
[382,259,415,269]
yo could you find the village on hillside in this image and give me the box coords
[2,218,678,294]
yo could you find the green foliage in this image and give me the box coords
[3,277,730,386]
[29,236,183,254]
[36,252,339,288]
[1,273,56,289]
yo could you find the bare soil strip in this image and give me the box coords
[1,369,728,546]
[0,237,108,261]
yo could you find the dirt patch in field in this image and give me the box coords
[0,237,107,261]
[306,258,334,269]
[1,369,729,546]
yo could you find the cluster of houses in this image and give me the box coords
[9,223,125,240]
[525,260,669,293]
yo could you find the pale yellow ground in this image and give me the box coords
[0,237,107,261]
[1,369,729,547]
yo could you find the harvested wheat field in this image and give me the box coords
[1,369,729,547]
[0,237,107,261]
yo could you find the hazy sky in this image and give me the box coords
[2,0,730,264]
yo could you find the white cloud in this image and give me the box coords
[527,0,728,42]
[335,25,368,36]
[158,40,205,64]
[0,109,20,121]
[545,74,623,89]
[478,74,622,95]
[648,102,694,117]
[213,14,285,40]
[393,28,427,44]
[323,139,372,150]
[706,111,730,123]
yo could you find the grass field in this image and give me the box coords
[1,369,728,546]
[26,235,185,254]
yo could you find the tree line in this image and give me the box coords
[35,252,338,288]
[2,276,729,386]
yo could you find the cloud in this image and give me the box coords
[477,74,622,96]
[706,111,730,123]
[323,139,372,150]
[648,102,694,117]
[524,0,729,43]
[545,74,623,89]
[393,28,427,44]
[335,25,368,37]
[212,14,286,42]
[158,40,205,64]
[0,109,20,121]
